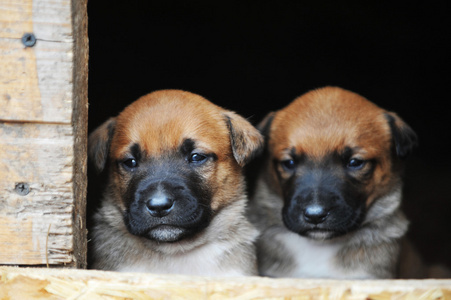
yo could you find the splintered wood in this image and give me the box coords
[0,0,88,267]
[0,267,451,300]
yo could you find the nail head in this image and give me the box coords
[15,182,30,196]
[22,33,37,47]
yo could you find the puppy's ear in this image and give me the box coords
[88,118,116,172]
[385,112,418,159]
[257,112,275,139]
[223,111,264,167]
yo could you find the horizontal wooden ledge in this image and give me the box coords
[1,267,451,299]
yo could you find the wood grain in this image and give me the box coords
[0,123,75,265]
[1,267,451,300]
[0,0,73,123]
[0,0,88,267]
[70,0,89,269]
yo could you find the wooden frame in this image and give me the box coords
[1,266,451,299]
[0,0,88,267]
[0,0,450,298]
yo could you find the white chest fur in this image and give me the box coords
[117,239,244,277]
[273,231,374,279]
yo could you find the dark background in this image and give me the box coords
[87,1,451,270]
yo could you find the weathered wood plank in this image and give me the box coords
[70,0,89,269]
[0,38,73,123]
[0,0,72,40]
[0,0,88,267]
[0,267,451,299]
[0,123,75,265]
[0,0,73,123]
[0,0,34,40]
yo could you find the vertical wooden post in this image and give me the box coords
[0,0,88,267]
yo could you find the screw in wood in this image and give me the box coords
[21,33,37,47]
[15,182,30,196]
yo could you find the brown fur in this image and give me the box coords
[266,88,402,208]
[89,90,263,276]
[249,86,418,279]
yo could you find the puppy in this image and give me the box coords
[88,90,263,276]
[249,86,418,279]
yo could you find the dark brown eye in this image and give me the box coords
[281,159,296,171]
[122,158,138,169]
[347,158,366,170]
[189,153,207,164]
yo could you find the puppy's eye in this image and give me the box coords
[189,153,207,164]
[347,158,366,170]
[281,159,296,171]
[122,158,138,169]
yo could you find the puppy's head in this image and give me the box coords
[89,90,262,243]
[261,87,417,240]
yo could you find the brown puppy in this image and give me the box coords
[89,90,263,276]
[249,86,418,279]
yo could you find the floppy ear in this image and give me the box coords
[385,112,418,159]
[257,112,275,140]
[223,111,264,167]
[88,118,116,173]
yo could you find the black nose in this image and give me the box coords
[146,195,174,217]
[303,205,329,224]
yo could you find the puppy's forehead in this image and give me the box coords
[270,87,391,158]
[112,90,230,157]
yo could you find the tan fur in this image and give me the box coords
[267,87,399,208]
[89,90,263,276]
[249,86,418,279]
